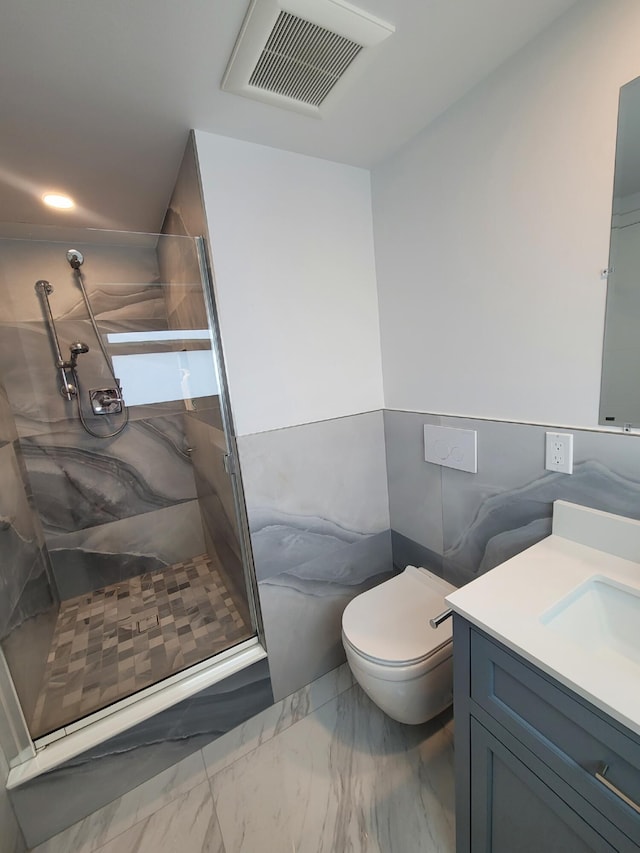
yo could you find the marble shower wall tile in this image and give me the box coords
[2,603,57,729]
[158,237,208,334]
[47,499,206,598]
[182,409,249,620]
[0,443,43,637]
[0,235,201,600]
[238,411,392,702]
[160,133,210,333]
[159,156,251,630]
[383,409,444,572]
[183,410,240,554]
[0,381,17,447]
[0,319,178,437]
[0,397,57,759]
[0,239,162,326]
[21,414,196,537]
[10,657,273,848]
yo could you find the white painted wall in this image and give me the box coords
[372,0,640,428]
[195,132,384,436]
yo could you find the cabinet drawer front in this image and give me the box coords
[470,717,620,853]
[470,630,640,845]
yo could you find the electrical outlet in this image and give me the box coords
[545,432,573,474]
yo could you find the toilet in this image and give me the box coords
[341,566,456,725]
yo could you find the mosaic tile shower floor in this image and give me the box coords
[31,554,252,738]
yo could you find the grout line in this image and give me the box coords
[32,751,210,853]
[203,679,357,782]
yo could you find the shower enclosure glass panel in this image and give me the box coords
[0,227,257,739]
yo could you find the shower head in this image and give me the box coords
[70,341,89,355]
[66,249,84,269]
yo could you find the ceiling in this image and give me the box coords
[0,0,579,233]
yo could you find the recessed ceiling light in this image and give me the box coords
[42,192,75,210]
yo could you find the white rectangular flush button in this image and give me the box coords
[424,425,477,473]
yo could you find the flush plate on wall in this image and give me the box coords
[424,425,478,473]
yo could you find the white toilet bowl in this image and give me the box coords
[341,566,456,725]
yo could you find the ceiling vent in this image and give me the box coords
[222,0,395,118]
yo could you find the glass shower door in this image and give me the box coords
[0,226,259,739]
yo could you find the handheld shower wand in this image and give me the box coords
[34,280,89,399]
[65,248,128,437]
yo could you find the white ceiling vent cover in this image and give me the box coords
[222,0,394,117]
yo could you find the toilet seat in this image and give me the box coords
[342,566,455,666]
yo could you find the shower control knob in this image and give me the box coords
[60,382,77,399]
[66,249,84,268]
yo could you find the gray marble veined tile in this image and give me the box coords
[94,781,225,853]
[440,417,640,585]
[21,414,197,536]
[183,411,238,548]
[238,410,390,538]
[202,663,354,778]
[390,530,444,576]
[0,443,45,638]
[10,659,272,847]
[2,601,57,730]
[0,379,17,447]
[158,229,208,334]
[259,530,393,701]
[182,410,248,616]
[0,238,162,325]
[210,684,455,853]
[47,499,205,598]
[249,507,363,582]
[32,751,206,853]
[0,317,179,437]
[384,410,444,555]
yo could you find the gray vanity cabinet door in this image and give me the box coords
[470,719,617,853]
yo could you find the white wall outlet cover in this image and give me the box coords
[545,431,573,474]
[424,425,477,473]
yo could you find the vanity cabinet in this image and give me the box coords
[453,615,640,853]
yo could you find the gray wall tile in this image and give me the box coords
[48,500,206,598]
[10,657,272,849]
[238,411,392,701]
[384,410,444,554]
[21,415,196,537]
[384,411,640,589]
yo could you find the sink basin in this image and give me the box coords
[541,576,640,668]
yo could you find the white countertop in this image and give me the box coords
[446,500,640,737]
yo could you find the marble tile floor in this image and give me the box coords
[30,554,252,738]
[32,667,455,853]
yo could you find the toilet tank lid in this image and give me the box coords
[342,567,456,664]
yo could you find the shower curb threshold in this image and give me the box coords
[7,637,266,789]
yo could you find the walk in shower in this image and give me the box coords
[0,225,260,740]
